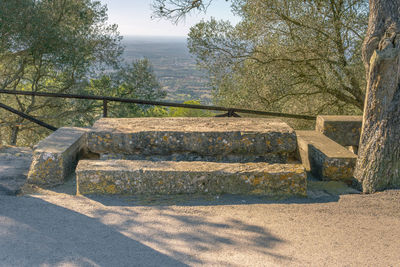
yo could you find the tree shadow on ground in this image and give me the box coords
[0,195,187,267]
[0,194,291,266]
[3,171,361,266]
[87,200,291,265]
[86,189,342,207]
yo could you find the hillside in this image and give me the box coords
[122,36,212,104]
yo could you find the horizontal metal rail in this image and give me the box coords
[0,89,316,120]
[0,102,58,131]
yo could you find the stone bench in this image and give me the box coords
[26,127,88,187]
[316,115,362,147]
[296,130,357,182]
[76,160,307,196]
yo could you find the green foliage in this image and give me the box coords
[71,59,166,126]
[116,59,166,101]
[0,0,123,145]
[152,0,368,119]
[169,100,213,117]
[187,0,368,118]
[143,106,170,117]
[0,1,166,146]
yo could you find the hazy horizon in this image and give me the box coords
[122,35,188,43]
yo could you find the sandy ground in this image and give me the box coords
[1,147,399,266]
[1,185,399,267]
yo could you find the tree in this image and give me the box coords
[353,0,400,192]
[0,0,122,146]
[153,0,400,192]
[75,59,166,124]
[154,0,368,118]
[152,0,214,22]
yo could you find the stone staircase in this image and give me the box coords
[23,116,363,197]
[76,118,307,196]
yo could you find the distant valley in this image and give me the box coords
[122,36,212,104]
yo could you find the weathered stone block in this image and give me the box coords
[76,160,307,196]
[296,130,357,181]
[316,115,362,147]
[27,127,89,187]
[87,118,297,163]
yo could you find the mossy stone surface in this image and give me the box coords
[76,160,307,197]
[87,118,297,162]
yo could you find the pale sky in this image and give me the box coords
[99,0,240,37]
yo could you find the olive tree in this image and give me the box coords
[77,59,166,125]
[0,0,122,145]
[354,0,400,192]
[154,0,368,117]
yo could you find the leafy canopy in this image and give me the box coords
[0,1,165,145]
[154,0,368,119]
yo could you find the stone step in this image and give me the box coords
[76,160,307,196]
[296,130,357,182]
[87,118,297,163]
[315,115,362,147]
[99,153,296,164]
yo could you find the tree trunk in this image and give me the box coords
[354,0,400,193]
[9,125,20,146]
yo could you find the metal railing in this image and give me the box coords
[0,89,316,131]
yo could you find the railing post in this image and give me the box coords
[215,109,241,117]
[228,109,240,117]
[103,100,108,118]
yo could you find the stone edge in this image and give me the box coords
[296,130,357,182]
[315,115,362,147]
[76,160,307,197]
[26,127,89,187]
